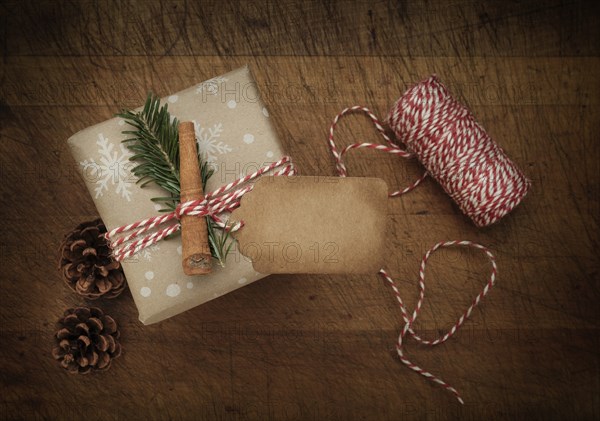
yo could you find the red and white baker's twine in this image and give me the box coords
[378,242,496,405]
[105,156,295,261]
[327,75,529,403]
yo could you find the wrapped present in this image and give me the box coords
[67,65,284,324]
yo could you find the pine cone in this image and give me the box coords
[58,218,126,299]
[52,307,122,374]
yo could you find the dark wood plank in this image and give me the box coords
[0,1,599,420]
[2,0,600,57]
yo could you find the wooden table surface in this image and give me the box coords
[1,1,598,420]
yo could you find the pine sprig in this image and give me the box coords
[118,95,180,198]
[117,93,233,267]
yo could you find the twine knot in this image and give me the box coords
[105,156,295,261]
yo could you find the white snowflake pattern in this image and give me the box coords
[195,76,228,96]
[136,243,160,262]
[192,120,232,165]
[123,243,160,264]
[80,133,135,201]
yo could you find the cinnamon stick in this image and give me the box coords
[179,121,212,275]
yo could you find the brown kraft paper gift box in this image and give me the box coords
[67,65,285,324]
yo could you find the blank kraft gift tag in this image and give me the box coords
[230,176,388,274]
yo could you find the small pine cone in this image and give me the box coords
[58,218,126,299]
[52,307,122,374]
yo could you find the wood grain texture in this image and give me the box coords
[0,0,598,420]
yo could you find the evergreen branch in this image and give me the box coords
[117,93,234,266]
[117,94,180,197]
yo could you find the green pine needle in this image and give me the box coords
[207,218,235,268]
[117,93,233,267]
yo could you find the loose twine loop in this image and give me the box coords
[378,244,496,405]
[106,75,524,404]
